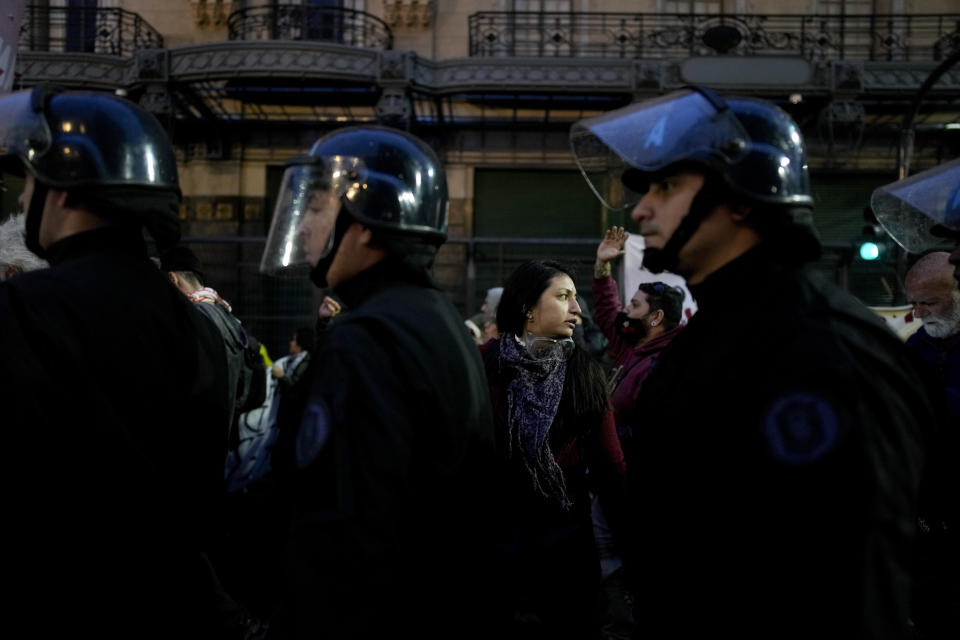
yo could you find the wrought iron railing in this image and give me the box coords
[227,5,392,50]
[469,12,960,61]
[20,5,163,55]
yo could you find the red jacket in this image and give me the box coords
[592,274,682,438]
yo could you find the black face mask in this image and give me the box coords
[615,310,649,342]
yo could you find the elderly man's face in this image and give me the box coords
[907,273,960,339]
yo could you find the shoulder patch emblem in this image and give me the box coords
[763,392,840,465]
[296,398,331,470]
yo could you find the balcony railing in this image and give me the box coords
[21,5,163,55]
[228,5,392,50]
[469,12,960,61]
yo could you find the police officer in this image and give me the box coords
[259,126,497,637]
[873,161,960,639]
[0,87,243,636]
[571,88,934,638]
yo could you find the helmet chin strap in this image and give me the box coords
[24,183,49,260]
[642,177,725,275]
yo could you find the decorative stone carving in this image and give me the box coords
[379,50,412,83]
[133,49,168,82]
[139,86,173,116]
[376,87,412,126]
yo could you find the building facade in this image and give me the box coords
[12,0,960,352]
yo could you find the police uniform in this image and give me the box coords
[275,262,498,638]
[0,229,234,634]
[628,245,930,638]
[258,126,499,638]
[0,87,240,637]
[570,88,934,639]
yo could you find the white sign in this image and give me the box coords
[619,234,698,323]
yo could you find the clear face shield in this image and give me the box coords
[871,159,960,253]
[570,89,750,211]
[0,90,52,174]
[259,156,365,274]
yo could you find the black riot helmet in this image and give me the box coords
[0,85,182,254]
[260,126,449,283]
[871,159,960,253]
[571,87,818,272]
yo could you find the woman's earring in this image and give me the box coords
[650,320,658,326]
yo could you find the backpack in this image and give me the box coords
[238,335,267,414]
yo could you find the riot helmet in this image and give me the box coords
[871,159,960,253]
[260,126,448,284]
[571,87,817,272]
[0,85,182,254]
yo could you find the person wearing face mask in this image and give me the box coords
[480,259,625,640]
[592,225,684,461]
[589,226,685,638]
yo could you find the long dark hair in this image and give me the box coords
[492,260,608,442]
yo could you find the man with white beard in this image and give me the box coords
[905,251,960,419]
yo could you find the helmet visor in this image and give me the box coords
[570,89,750,211]
[259,157,364,274]
[0,89,51,175]
[871,159,960,253]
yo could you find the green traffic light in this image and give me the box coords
[859,241,880,261]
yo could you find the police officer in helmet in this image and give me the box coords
[260,126,497,637]
[572,88,934,638]
[0,86,242,635]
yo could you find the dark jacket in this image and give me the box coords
[273,260,498,639]
[0,226,236,637]
[627,245,932,639]
[195,297,252,432]
[906,326,960,419]
[481,336,625,639]
[904,328,960,638]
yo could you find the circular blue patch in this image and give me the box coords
[295,398,331,470]
[764,392,840,465]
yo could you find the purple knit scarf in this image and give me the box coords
[499,333,575,509]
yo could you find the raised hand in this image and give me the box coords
[597,226,629,264]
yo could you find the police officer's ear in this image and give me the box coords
[728,202,753,222]
[356,224,376,247]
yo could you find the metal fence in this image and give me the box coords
[177,235,904,359]
[21,4,164,54]
[227,4,393,49]
[469,12,960,61]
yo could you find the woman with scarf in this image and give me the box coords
[481,259,626,640]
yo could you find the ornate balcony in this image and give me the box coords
[21,4,163,55]
[227,4,393,50]
[469,12,960,62]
